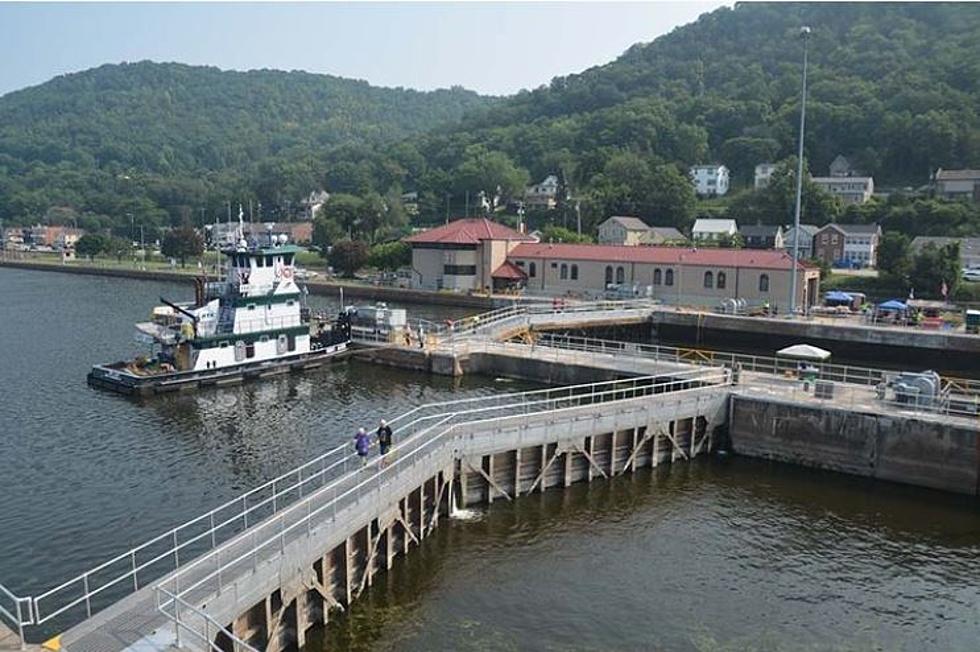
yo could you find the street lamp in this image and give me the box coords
[789,25,811,316]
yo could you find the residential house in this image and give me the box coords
[813,223,881,268]
[26,225,84,249]
[2,227,26,250]
[691,218,738,242]
[829,155,855,177]
[934,169,980,203]
[780,224,820,260]
[811,176,875,205]
[689,165,730,197]
[401,191,420,216]
[754,163,777,189]
[597,216,651,246]
[510,243,820,312]
[739,224,784,250]
[524,174,560,211]
[911,236,980,269]
[597,217,686,246]
[403,217,535,292]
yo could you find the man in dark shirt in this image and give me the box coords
[376,419,393,466]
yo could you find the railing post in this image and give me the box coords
[83,574,92,618]
[132,550,139,591]
[243,496,248,529]
[15,599,24,651]
[174,594,182,649]
[210,512,217,549]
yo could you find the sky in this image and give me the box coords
[0,1,727,98]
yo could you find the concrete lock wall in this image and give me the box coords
[728,396,980,495]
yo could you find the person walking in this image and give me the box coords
[354,427,371,466]
[417,323,425,349]
[376,419,393,467]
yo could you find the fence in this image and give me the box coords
[156,588,258,652]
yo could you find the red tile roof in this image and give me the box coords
[404,218,533,245]
[491,261,527,280]
[509,243,812,271]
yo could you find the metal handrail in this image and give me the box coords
[0,583,32,649]
[156,587,258,652]
[162,371,730,605]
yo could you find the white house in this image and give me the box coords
[934,169,980,202]
[691,218,738,242]
[754,163,777,189]
[690,165,730,197]
[811,176,875,205]
[300,190,330,220]
[524,174,560,211]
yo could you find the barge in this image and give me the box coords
[88,218,351,396]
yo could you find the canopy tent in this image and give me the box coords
[776,344,832,361]
[878,299,908,311]
[824,290,853,302]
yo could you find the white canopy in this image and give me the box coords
[776,344,832,361]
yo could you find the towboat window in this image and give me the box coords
[284,254,294,266]
[260,335,269,342]
[256,256,264,268]
[717,272,727,289]
[665,269,674,286]
[247,304,256,310]
[266,255,275,267]
[286,300,294,307]
[245,342,255,358]
[288,334,296,352]
[219,341,229,348]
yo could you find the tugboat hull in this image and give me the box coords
[88,343,349,397]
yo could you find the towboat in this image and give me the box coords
[88,222,351,396]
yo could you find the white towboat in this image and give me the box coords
[88,220,350,396]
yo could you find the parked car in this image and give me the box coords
[962,268,980,282]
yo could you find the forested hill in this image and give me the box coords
[444,2,980,186]
[0,61,490,223]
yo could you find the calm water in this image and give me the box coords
[2,268,980,651]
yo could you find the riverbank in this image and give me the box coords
[0,258,496,309]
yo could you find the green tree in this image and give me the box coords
[453,146,530,213]
[876,232,912,283]
[75,234,109,258]
[161,224,204,267]
[910,242,960,299]
[329,239,370,277]
[540,225,594,244]
[367,241,411,271]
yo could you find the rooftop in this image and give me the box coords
[404,218,533,245]
[692,218,737,232]
[739,224,782,237]
[819,223,880,235]
[603,216,650,231]
[935,169,980,181]
[509,242,811,271]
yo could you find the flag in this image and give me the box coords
[941,280,948,299]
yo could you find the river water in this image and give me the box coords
[1,268,979,651]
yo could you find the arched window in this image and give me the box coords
[571,264,579,280]
[704,271,714,289]
[717,271,727,289]
[529,262,536,278]
[653,269,662,285]
[759,273,770,292]
[665,269,674,286]
[560,263,568,280]
[605,266,613,285]
[616,266,625,284]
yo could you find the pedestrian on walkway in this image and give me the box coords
[376,419,393,467]
[417,323,425,349]
[354,427,371,466]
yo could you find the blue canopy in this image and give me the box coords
[824,291,853,303]
[878,299,908,311]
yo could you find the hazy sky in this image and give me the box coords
[0,2,727,98]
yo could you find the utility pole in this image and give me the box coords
[789,26,811,317]
[465,191,469,218]
[445,194,450,224]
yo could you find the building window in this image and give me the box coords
[515,260,525,267]
[615,267,625,284]
[665,269,674,286]
[605,266,613,285]
[529,262,536,278]
[560,263,568,280]
[245,342,255,359]
[571,265,579,280]
[443,265,477,275]
[704,271,713,289]
[759,274,770,292]
[551,262,558,269]
[717,272,726,289]
[653,269,662,285]
[288,334,296,352]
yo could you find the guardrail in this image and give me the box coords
[157,369,731,622]
[0,583,32,649]
[0,365,726,645]
[156,588,258,652]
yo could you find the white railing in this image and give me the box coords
[157,369,730,615]
[156,587,258,652]
[3,366,726,645]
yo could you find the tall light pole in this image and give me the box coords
[789,26,811,316]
